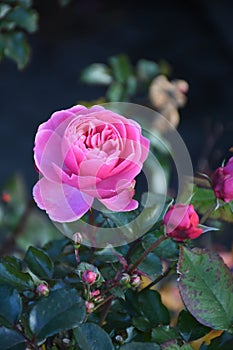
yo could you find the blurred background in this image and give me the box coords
[1,0,233,190]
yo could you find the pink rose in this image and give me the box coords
[33,105,149,222]
[212,157,233,203]
[163,203,203,242]
[82,270,97,284]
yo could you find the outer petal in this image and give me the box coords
[99,187,138,212]
[33,177,93,222]
[34,129,63,182]
[38,106,86,135]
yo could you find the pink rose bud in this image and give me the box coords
[36,283,49,296]
[85,301,95,313]
[120,273,131,286]
[163,203,203,242]
[131,275,141,288]
[90,290,100,298]
[82,270,97,284]
[212,157,233,203]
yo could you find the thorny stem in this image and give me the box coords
[128,235,168,273]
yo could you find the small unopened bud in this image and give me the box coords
[1,192,11,203]
[115,335,124,344]
[36,283,49,296]
[90,289,100,298]
[120,273,131,286]
[73,232,82,247]
[82,270,97,284]
[131,274,141,288]
[85,301,95,313]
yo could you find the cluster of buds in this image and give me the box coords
[36,283,49,297]
[120,272,141,289]
[84,289,104,314]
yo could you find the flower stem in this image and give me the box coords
[128,235,168,273]
[200,202,217,224]
[141,262,176,291]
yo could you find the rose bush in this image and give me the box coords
[212,156,233,203]
[163,203,203,242]
[33,105,149,222]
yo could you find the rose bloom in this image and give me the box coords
[33,105,149,222]
[212,157,233,203]
[163,203,203,242]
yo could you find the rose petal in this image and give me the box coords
[33,177,93,222]
[99,187,138,212]
[34,129,63,182]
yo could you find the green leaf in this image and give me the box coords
[130,245,162,278]
[136,59,159,81]
[151,326,179,344]
[0,260,34,291]
[17,210,60,252]
[6,7,38,33]
[132,316,151,332]
[24,246,54,279]
[178,309,211,342]
[178,246,233,331]
[81,63,112,85]
[138,290,170,327]
[4,31,30,69]
[94,247,120,263]
[191,186,233,223]
[0,4,11,19]
[120,343,160,350]
[111,287,126,300]
[108,54,133,83]
[106,81,124,102]
[29,288,86,342]
[43,238,70,261]
[74,322,114,350]
[142,232,178,260]
[0,327,25,350]
[0,285,22,327]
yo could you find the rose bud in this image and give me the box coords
[120,273,131,287]
[90,290,100,298]
[85,301,95,314]
[163,203,203,242]
[1,192,11,203]
[212,157,233,203]
[131,274,141,288]
[82,270,97,284]
[36,283,49,296]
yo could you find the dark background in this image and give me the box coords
[1,0,233,191]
